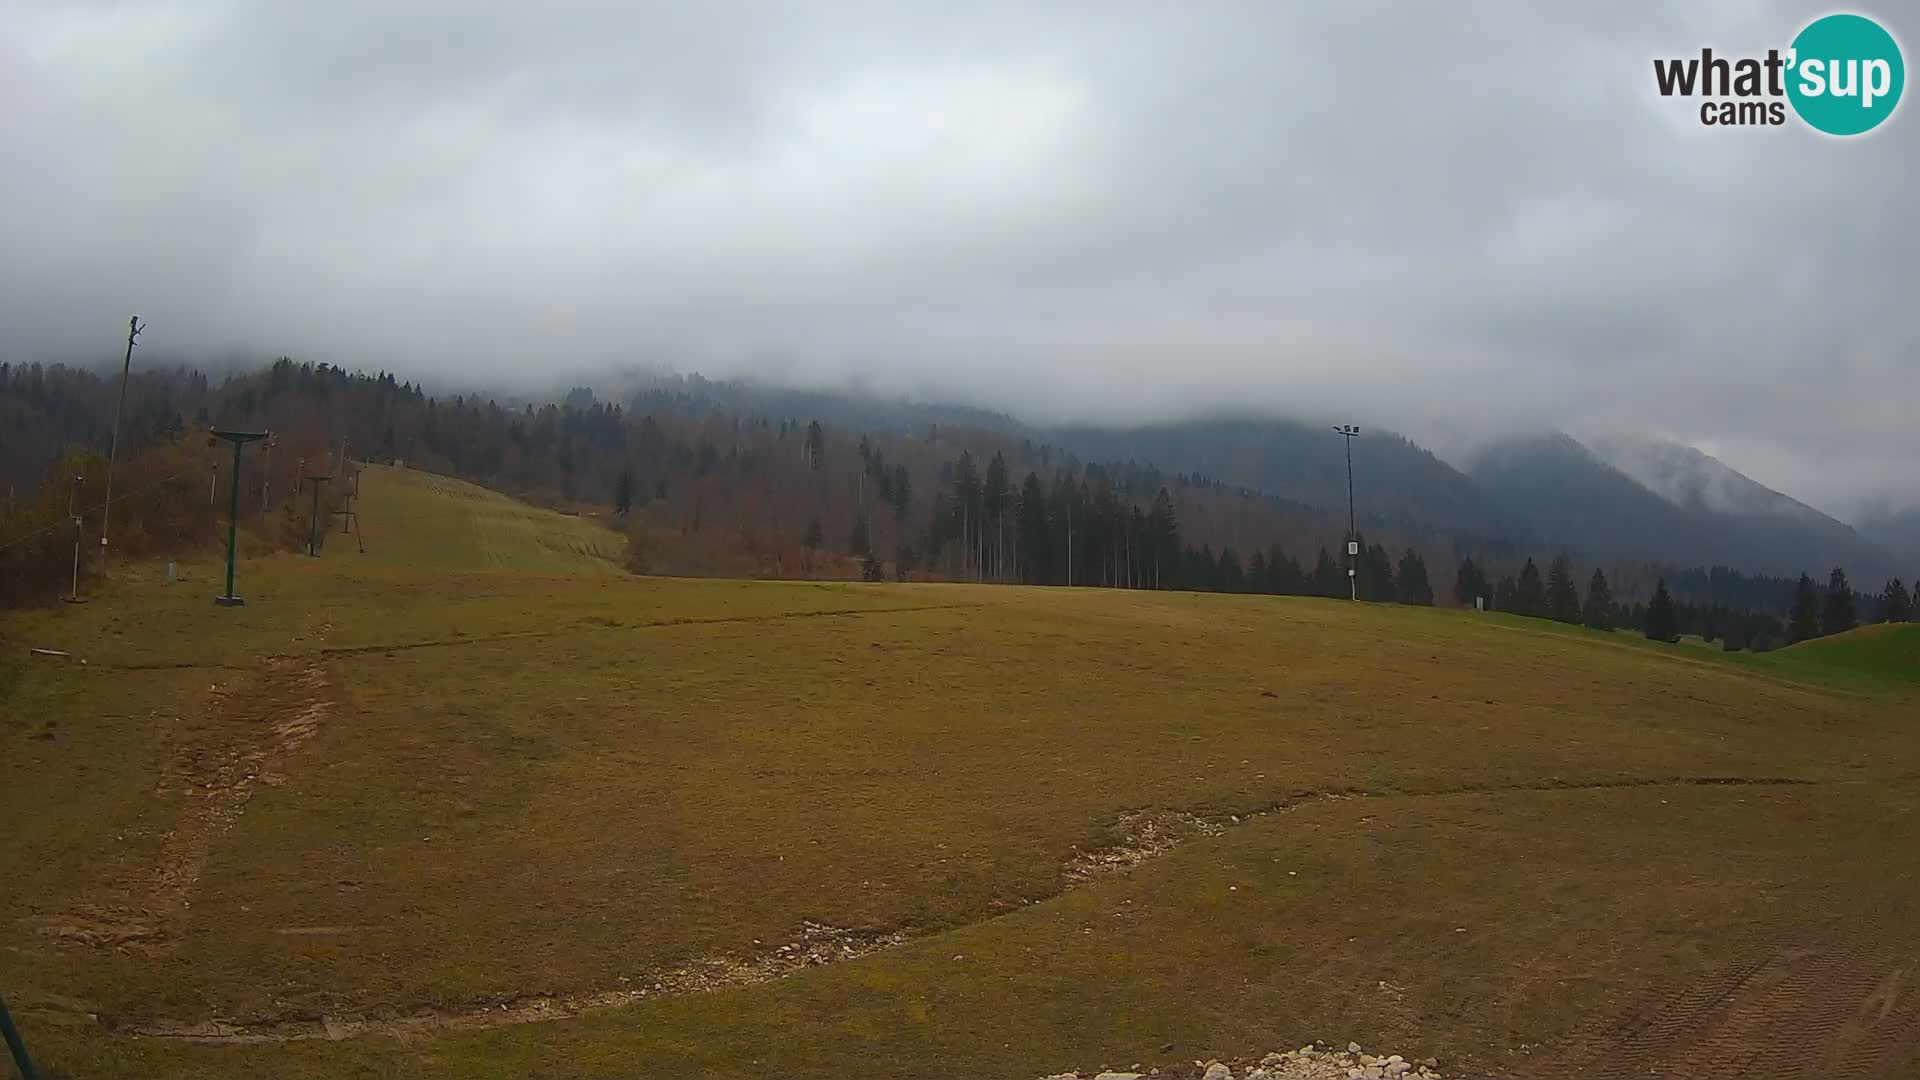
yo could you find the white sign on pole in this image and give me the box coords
[1346,540,1359,556]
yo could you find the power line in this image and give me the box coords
[0,463,200,555]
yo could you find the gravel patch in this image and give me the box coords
[1042,1040,1443,1080]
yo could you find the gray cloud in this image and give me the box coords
[2,1,1914,519]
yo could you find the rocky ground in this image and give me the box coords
[1042,1041,1443,1080]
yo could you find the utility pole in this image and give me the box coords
[64,475,85,604]
[1334,424,1361,601]
[99,315,142,552]
[211,430,267,606]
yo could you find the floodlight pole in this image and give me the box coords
[211,430,268,606]
[99,315,142,552]
[1334,424,1360,601]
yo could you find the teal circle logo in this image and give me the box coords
[1787,13,1905,135]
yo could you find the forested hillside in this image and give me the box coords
[4,359,1908,631]
[5,359,1445,603]
[1472,431,1898,582]
[1053,416,1517,540]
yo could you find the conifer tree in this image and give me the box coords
[1546,554,1581,624]
[1582,568,1614,631]
[613,465,634,517]
[1018,472,1051,584]
[1823,566,1856,636]
[804,420,825,469]
[1191,545,1219,590]
[1644,578,1678,642]
[1514,558,1547,618]
[1361,542,1395,602]
[1453,556,1489,607]
[1218,547,1245,592]
[1396,549,1434,605]
[1268,543,1304,595]
[1146,488,1179,589]
[1311,547,1342,598]
[1883,578,1912,623]
[1789,573,1820,642]
[983,452,1011,581]
[889,465,911,520]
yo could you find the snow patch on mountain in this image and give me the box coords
[1582,433,1833,525]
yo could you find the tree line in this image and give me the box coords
[864,448,1442,602]
[7,357,1912,623]
[1448,553,1912,650]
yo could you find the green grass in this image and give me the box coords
[2,472,1916,1079]
[1470,607,1920,695]
[350,465,627,575]
[1747,621,1920,690]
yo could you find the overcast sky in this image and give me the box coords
[3,2,1914,520]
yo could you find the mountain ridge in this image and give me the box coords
[1466,430,1897,581]
[570,372,1899,580]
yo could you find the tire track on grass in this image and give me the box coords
[1557,927,1920,1079]
[117,773,1824,1044]
[309,602,986,658]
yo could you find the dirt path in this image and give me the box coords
[122,920,910,1043]
[117,774,1826,1045]
[44,655,333,950]
[1555,917,1920,1079]
[311,602,986,659]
